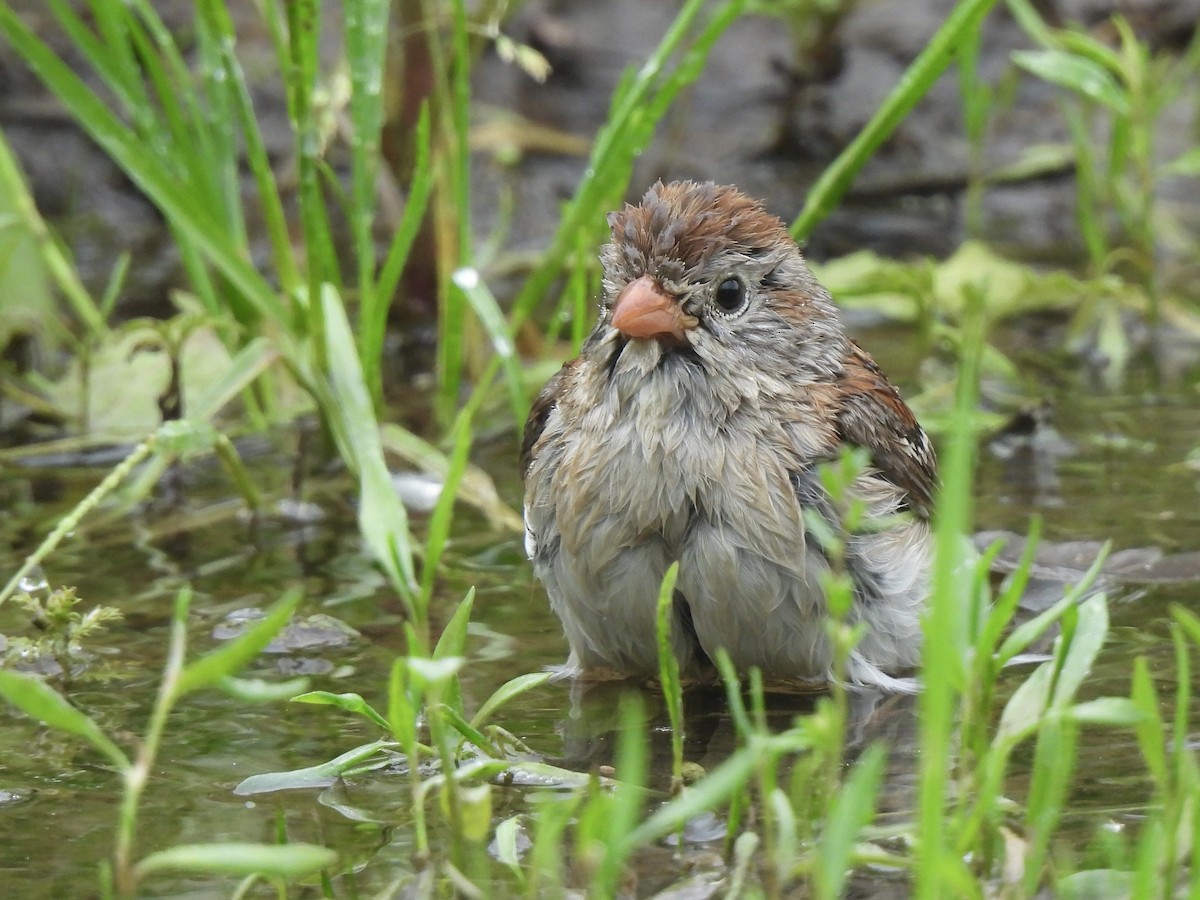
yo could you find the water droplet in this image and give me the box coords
[453,267,480,290]
[18,568,48,596]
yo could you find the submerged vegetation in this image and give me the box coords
[0,0,1198,897]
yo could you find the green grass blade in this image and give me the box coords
[346,0,390,382]
[420,410,476,608]
[791,0,1002,240]
[0,6,285,324]
[655,562,685,788]
[0,670,131,771]
[175,589,302,697]
[469,672,554,731]
[291,691,390,730]
[452,268,529,432]
[814,744,886,900]
[914,296,984,898]
[320,286,417,606]
[508,0,746,329]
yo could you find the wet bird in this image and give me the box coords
[521,181,937,691]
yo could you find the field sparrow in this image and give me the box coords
[521,182,937,692]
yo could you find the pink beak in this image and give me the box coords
[611,275,697,344]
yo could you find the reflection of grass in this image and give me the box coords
[0,0,1197,896]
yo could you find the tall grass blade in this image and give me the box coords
[0,670,131,771]
[175,589,302,697]
[791,0,1002,240]
[320,285,417,606]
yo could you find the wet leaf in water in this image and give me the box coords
[134,842,338,879]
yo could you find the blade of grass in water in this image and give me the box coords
[914,292,985,897]
[320,285,418,611]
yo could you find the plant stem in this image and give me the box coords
[113,588,192,896]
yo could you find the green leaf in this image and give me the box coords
[1068,697,1143,727]
[438,703,493,752]
[291,691,389,730]
[218,676,310,704]
[408,656,465,687]
[0,671,130,771]
[433,589,475,661]
[996,661,1054,748]
[1164,147,1200,176]
[793,0,1003,238]
[997,542,1108,666]
[493,816,526,879]
[135,842,337,879]
[1049,593,1108,708]
[1130,656,1167,786]
[470,672,553,730]
[623,744,760,850]
[233,739,396,795]
[188,337,280,422]
[388,655,418,749]
[1012,50,1130,113]
[320,285,416,605]
[452,267,528,431]
[175,589,301,697]
[815,744,886,900]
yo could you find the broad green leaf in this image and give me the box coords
[1050,593,1108,708]
[135,842,337,879]
[493,816,526,877]
[1012,50,1130,113]
[470,672,553,730]
[291,691,389,730]
[233,739,396,795]
[175,589,301,697]
[1130,657,1167,786]
[996,661,1054,747]
[0,671,129,771]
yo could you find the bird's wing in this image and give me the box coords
[520,358,579,479]
[834,342,938,518]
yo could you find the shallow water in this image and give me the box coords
[1,327,1198,896]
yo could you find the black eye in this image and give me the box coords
[714,277,747,315]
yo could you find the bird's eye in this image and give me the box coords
[713,277,747,315]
